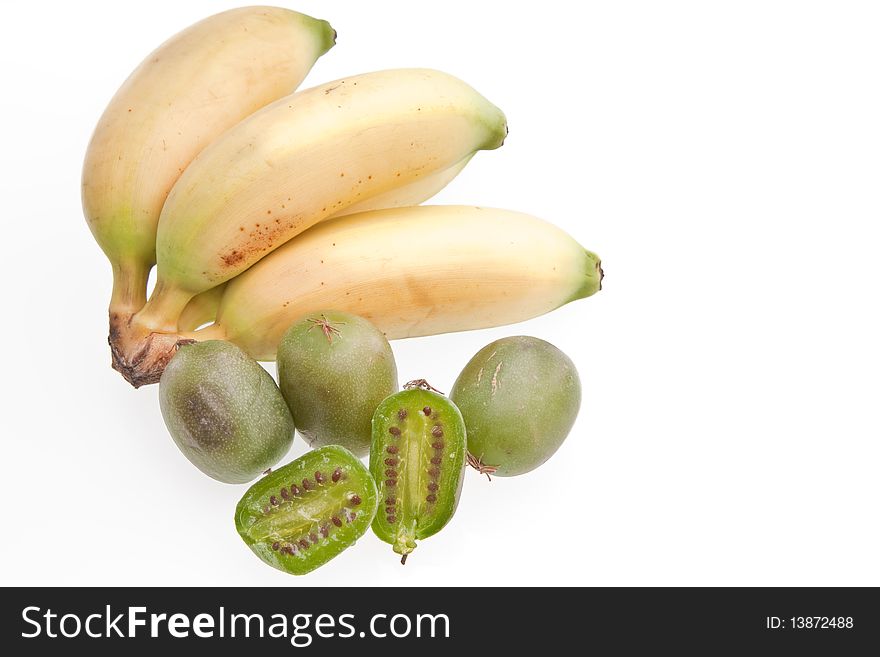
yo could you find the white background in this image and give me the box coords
[1,0,878,586]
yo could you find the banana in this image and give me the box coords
[189,206,602,361]
[82,7,335,318]
[130,68,507,338]
[176,155,475,330]
[117,206,598,386]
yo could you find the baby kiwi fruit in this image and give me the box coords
[235,446,379,575]
[450,336,581,477]
[370,381,466,563]
[159,340,294,484]
[276,311,398,457]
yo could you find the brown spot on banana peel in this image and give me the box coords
[221,250,245,267]
[219,215,303,271]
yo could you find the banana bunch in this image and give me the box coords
[83,7,602,387]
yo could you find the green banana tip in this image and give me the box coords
[571,249,603,301]
[483,117,509,151]
[301,14,336,54]
[320,20,337,54]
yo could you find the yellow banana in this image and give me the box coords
[176,155,475,331]
[82,6,335,318]
[131,69,507,337]
[190,206,602,360]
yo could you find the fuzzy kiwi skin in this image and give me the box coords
[450,336,581,477]
[159,340,294,484]
[276,310,398,457]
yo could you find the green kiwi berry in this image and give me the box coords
[450,336,581,477]
[235,446,379,575]
[276,311,398,457]
[159,340,294,484]
[370,382,466,563]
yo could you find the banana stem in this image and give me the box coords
[108,279,199,387]
[109,260,151,316]
[133,281,194,333]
